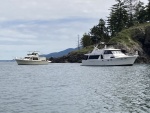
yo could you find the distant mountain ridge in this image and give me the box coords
[43,48,78,58]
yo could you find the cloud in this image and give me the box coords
[0,0,148,21]
[0,0,116,20]
[0,17,98,59]
[0,0,148,60]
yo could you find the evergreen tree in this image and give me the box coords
[107,0,128,36]
[90,25,101,44]
[98,19,109,42]
[81,33,92,47]
[124,0,139,26]
[90,19,109,43]
[146,0,150,21]
[134,1,147,23]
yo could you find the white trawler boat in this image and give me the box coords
[15,51,50,65]
[82,45,138,66]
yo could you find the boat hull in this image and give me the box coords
[15,59,49,65]
[82,56,138,66]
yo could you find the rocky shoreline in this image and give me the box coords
[49,53,85,63]
[49,53,150,64]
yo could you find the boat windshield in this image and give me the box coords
[112,50,123,54]
[88,55,100,59]
[25,57,30,59]
[104,50,112,54]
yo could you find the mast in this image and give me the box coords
[78,35,80,50]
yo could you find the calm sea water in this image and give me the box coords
[0,62,150,113]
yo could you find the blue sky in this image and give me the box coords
[0,0,148,60]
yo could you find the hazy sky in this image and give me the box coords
[0,0,148,60]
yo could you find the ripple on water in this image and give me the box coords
[0,62,150,113]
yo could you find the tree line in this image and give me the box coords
[81,0,150,47]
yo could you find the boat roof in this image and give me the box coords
[28,51,39,53]
[26,51,40,57]
[103,48,121,51]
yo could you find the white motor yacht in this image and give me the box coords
[15,51,50,65]
[82,45,138,66]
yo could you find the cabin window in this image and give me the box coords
[104,50,112,54]
[88,55,99,59]
[33,57,38,60]
[25,57,30,59]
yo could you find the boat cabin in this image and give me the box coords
[85,49,126,60]
[23,52,40,60]
[24,56,39,60]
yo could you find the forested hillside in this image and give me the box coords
[81,0,150,47]
[50,0,150,63]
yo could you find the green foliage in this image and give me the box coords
[90,18,109,43]
[80,0,150,49]
[109,29,136,47]
[146,0,150,21]
[81,19,110,48]
[75,23,150,59]
[107,0,128,36]
[124,0,139,27]
[109,23,150,47]
[134,1,147,23]
[80,33,92,47]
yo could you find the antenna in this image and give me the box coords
[78,35,80,50]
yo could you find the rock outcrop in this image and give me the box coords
[50,53,85,63]
[129,25,150,63]
[109,23,150,63]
